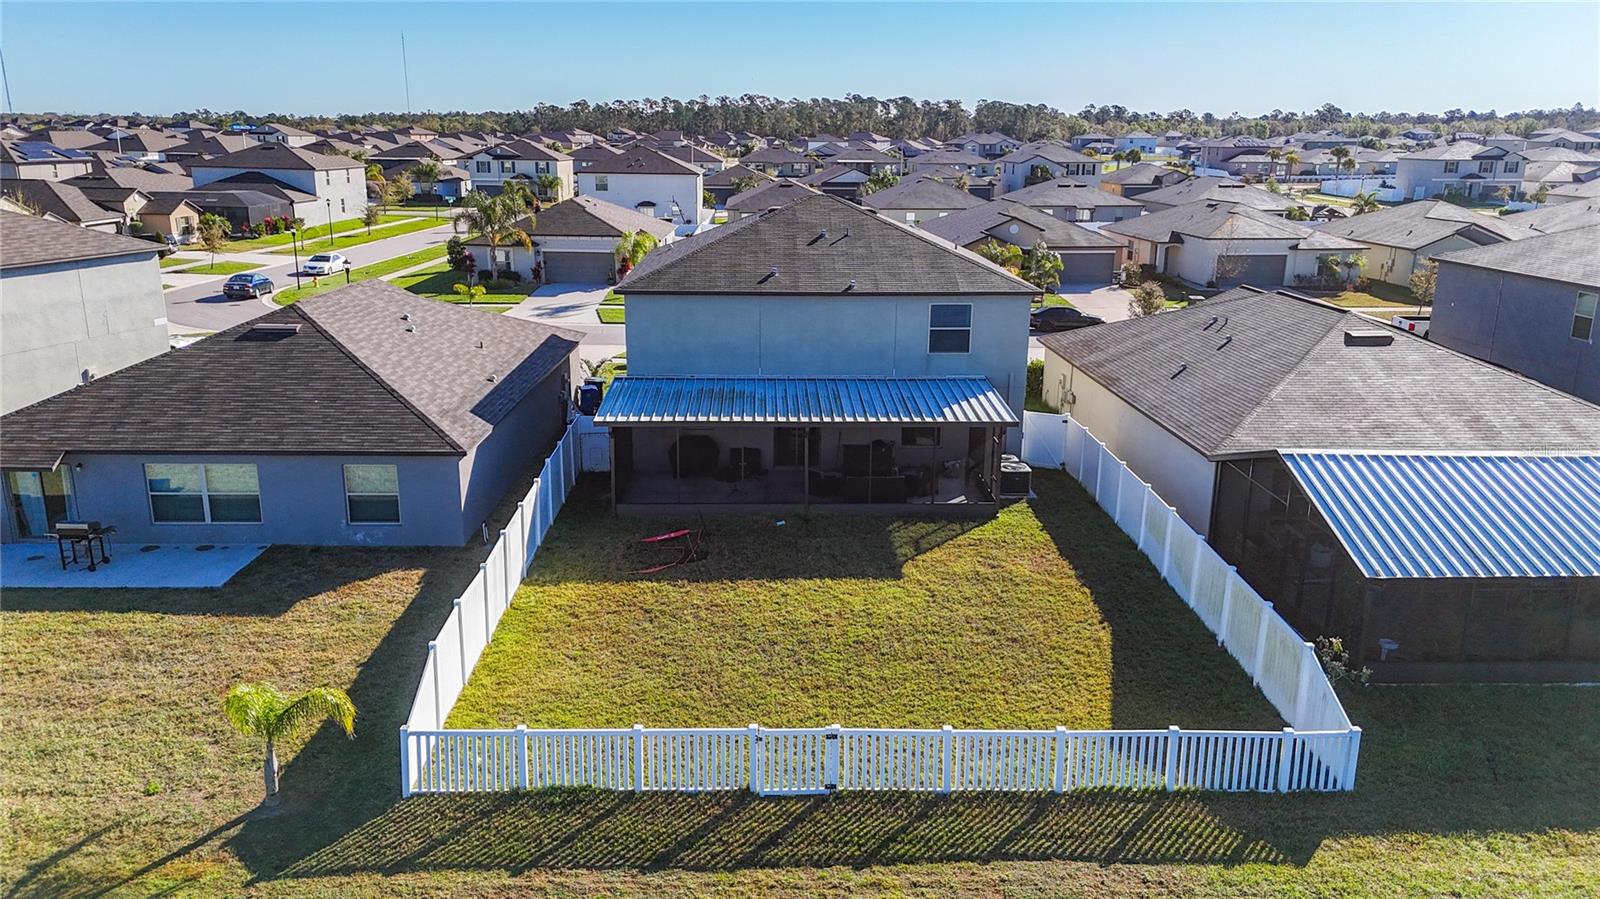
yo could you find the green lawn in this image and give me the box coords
[160,260,263,276]
[216,214,413,253]
[2,474,1597,896]
[393,263,532,305]
[597,291,626,323]
[271,245,449,304]
[269,216,454,256]
[1325,282,1425,311]
[1033,293,1076,309]
[159,255,204,269]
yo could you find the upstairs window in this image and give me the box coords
[1574,291,1597,342]
[1478,160,1495,174]
[1444,161,1460,173]
[928,303,972,354]
[594,175,609,191]
[475,160,490,173]
[1503,161,1519,173]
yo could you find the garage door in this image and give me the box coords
[1058,251,1116,284]
[1215,254,1286,289]
[543,251,614,284]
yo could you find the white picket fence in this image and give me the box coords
[402,421,580,736]
[395,413,1361,797]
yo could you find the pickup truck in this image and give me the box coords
[1391,314,1430,339]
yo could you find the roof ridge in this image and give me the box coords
[1220,305,1355,448]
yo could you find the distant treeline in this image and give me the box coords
[48,96,1600,141]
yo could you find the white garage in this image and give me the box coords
[465,195,676,285]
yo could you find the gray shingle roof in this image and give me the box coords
[0,281,580,467]
[1131,176,1302,213]
[1104,202,1364,249]
[581,146,700,176]
[999,179,1145,209]
[997,143,1098,166]
[0,179,123,225]
[1039,286,1600,458]
[703,163,771,188]
[618,192,1038,296]
[1400,141,1510,161]
[724,179,819,213]
[1099,162,1187,186]
[917,200,1123,250]
[859,175,987,211]
[1502,201,1600,235]
[188,142,361,172]
[0,210,159,269]
[1433,223,1600,288]
[1312,199,1534,250]
[740,146,812,166]
[465,195,674,243]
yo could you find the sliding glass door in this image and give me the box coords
[6,468,75,537]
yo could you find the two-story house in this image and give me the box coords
[465,140,576,201]
[189,143,366,224]
[997,179,1145,223]
[1428,225,1600,404]
[996,143,1103,193]
[740,146,817,178]
[575,147,704,225]
[948,132,1022,160]
[594,193,1037,512]
[1394,142,1527,201]
[0,141,96,181]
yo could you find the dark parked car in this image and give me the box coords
[222,273,275,299]
[1030,305,1104,332]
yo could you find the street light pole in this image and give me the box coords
[326,199,334,248]
[343,259,352,285]
[290,229,302,289]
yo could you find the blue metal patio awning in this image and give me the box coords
[595,377,1018,426]
[1281,452,1600,580]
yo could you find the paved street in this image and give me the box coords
[163,217,461,333]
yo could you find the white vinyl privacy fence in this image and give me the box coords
[397,414,1360,797]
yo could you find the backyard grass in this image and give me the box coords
[158,260,262,276]
[268,215,454,256]
[1033,293,1075,309]
[271,245,449,304]
[2,474,1596,897]
[392,263,532,305]
[1323,281,1426,311]
[215,214,412,253]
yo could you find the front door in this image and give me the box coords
[6,468,76,537]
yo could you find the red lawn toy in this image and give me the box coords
[630,517,708,574]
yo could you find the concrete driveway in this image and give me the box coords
[1054,284,1132,323]
[505,283,626,358]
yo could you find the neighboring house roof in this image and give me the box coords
[1131,176,1303,213]
[917,199,1124,250]
[909,149,990,167]
[466,195,675,244]
[581,146,700,176]
[741,145,814,166]
[657,143,729,166]
[482,138,571,161]
[189,143,361,171]
[1103,201,1363,249]
[798,165,870,186]
[168,134,256,157]
[951,131,1017,145]
[1312,199,1534,250]
[193,172,317,203]
[1399,141,1511,161]
[617,192,1038,296]
[1432,223,1600,288]
[1518,146,1600,163]
[859,174,988,211]
[0,210,159,269]
[703,164,771,188]
[139,194,198,215]
[1099,162,1187,186]
[17,129,103,149]
[0,139,94,165]
[87,131,186,154]
[0,281,581,467]
[1547,178,1600,200]
[1502,201,1600,235]
[999,178,1145,209]
[723,179,820,214]
[568,143,623,162]
[255,122,315,137]
[997,143,1099,166]
[1038,286,1600,458]
[75,164,193,192]
[0,179,125,225]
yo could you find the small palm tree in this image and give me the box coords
[453,282,488,306]
[1283,150,1301,179]
[224,683,355,801]
[1267,147,1283,179]
[412,158,443,197]
[614,229,658,278]
[535,173,563,202]
[1351,191,1382,215]
[1111,150,1127,170]
[1338,155,1358,177]
[455,192,532,281]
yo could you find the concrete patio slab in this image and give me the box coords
[1,542,269,589]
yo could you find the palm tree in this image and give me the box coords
[412,158,443,199]
[1267,147,1283,179]
[1350,191,1382,215]
[454,191,532,282]
[1111,150,1127,170]
[614,229,659,278]
[860,169,900,197]
[535,173,563,202]
[1124,148,1143,165]
[1283,150,1301,180]
[974,238,1023,274]
[223,683,355,801]
[1338,155,1358,177]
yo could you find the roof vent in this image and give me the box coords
[250,322,301,334]
[1170,362,1188,379]
[1344,327,1393,346]
[486,373,497,382]
[845,279,856,291]
[1203,315,1219,331]
[405,324,416,333]
[400,312,412,321]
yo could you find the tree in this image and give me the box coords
[1350,191,1382,215]
[1267,147,1283,178]
[452,282,487,306]
[454,191,532,281]
[730,175,762,194]
[1110,150,1127,170]
[1283,150,1300,178]
[954,171,971,192]
[860,169,900,197]
[365,163,385,182]
[362,204,382,235]
[1021,240,1063,292]
[1341,252,1368,286]
[196,213,229,268]
[974,238,1023,273]
[614,229,659,278]
[702,189,717,209]
[1024,163,1054,187]
[1409,259,1438,308]
[1338,155,1358,177]
[2,189,43,217]
[1127,281,1166,317]
[446,235,470,271]
[412,158,443,197]
[535,173,564,202]
[1532,182,1551,204]
[383,173,412,212]
[223,683,355,801]
[1329,146,1352,174]
[1124,148,1142,165]
[1285,205,1310,221]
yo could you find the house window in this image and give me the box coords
[536,162,550,174]
[594,175,608,191]
[346,170,351,183]
[145,463,261,523]
[1074,208,1092,222]
[476,160,490,173]
[1503,161,1519,173]
[928,303,972,354]
[344,464,400,523]
[1041,208,1053,216]
[1478,160,1495,174]
[1444,161,1459,173]
[1574,291,1598,342]
[902,427,940,447]
[905,212,916,223]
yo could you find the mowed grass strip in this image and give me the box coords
[269,215,454,255]
[447,472,1280,731]
[271,245,450,304]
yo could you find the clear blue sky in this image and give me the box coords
[3,1,1597,117]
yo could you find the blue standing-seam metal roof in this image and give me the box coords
[595,376,1019,426]
[1282,452,1600,580]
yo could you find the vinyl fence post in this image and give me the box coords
[1052,725,1067,794]
[453,599,468,684]
[1092,443,1104,504]
[515,500,529,579]
[1276,727,1296,792]
[824,724,841,792]
[1186,537,1204,608]
[530,478,544,547]
[1136,487,1150,551]
[1075,419,1088,481]
[748,723,763,796]
[427,642,442,730]
[942,725,955,794]
[478,563,491,641]
[1251,601,1273,686]
[1164,725,1180,791]
[515,724,528,790]
[500,528,514,606]
[399,725,412,798]
[1293,642,1317,727]
[632,723,646,793]
[1160,506,1177,582]
[1342,726,1363,792]
[1217,566,1237,645]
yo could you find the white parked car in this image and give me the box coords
[302,252,347,276]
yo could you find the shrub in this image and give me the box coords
[446,236,469,271]
[1127,281,1166,318]
[1117,261,1142,285]
[498,269,522,284]
[1026,358,1045,405]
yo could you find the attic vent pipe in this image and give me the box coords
[1203,315,1219,331]
[1170,362,1188,379]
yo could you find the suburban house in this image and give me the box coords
[568,143,623,171]
[722,179,820,220]
[656,143,730,176]
[1069,133,1112,151]
[918,199,1127,284]
[464,140,575,201]
[1192,136,1274,170]
[135,195,201,241]
[1504,200,1600,235]
[248,122,318,147]
[1312,199,1534,286]
[0,179,126,231]
[1097,162,1189,198]
[1544,176,1600,205]
[907,149,996,178]
[1393,142,1527,201]
[1527,128,1600,152]
[1114,131,1159,154]
[997,143,1103,193]
[798,164,871,198]
[0,141,96,181]
[1037,286,1600,682]
[595,193,1036,511]
[997,178,1145,222]
[1427,225,1600,404]
[575,146,704,225]
[702,164,771,207]
[1131,176,1305,215]
[464,195,676,284]
[189,143,367,223]
[0,213,168,415]
[948,132,1022,159]
[1102,202,1365,288]
[739,145,816,178]
[859,174,988,223]
[0,282,581,547]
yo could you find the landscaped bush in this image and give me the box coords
[1026,358,1044,405]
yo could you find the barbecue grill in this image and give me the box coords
[50,521,116,571]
